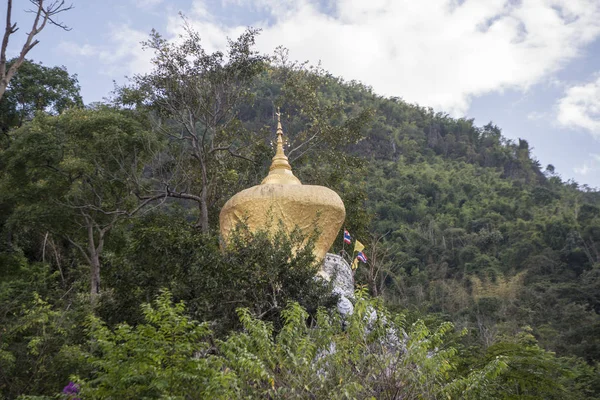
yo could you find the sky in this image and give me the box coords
[3,0,600,188]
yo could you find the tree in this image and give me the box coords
[3,107,162,300]
[357,230,399,297]
[118,21,269,233]
[0,58,82,134]
[477,328,573,399]
[1,0,74,100]
[100,214,336,333]
[268,47,372,187]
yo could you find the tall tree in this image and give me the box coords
[3,106,162,300]
[118,22,269,233]
[271,47,371,170]
[1,0,73,99]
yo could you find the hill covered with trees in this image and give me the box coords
[1,26,599,399]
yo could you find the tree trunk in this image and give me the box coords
[199,156,209,234]
[371,277,378,297]
[200,185,209,234]
[87,222,103,303]
[0,80,8,100]
[90,252,101,300]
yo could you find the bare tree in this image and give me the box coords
[364,231,399,297]
[1,0,73,99]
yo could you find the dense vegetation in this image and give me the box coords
[1,27,599,399]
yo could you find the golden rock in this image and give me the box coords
[219,110,345,264]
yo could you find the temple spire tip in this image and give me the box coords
[261,107,301,185]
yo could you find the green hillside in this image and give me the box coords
[242,69,600,363]
[1,29,600,399]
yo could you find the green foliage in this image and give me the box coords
[80,290,235,399]
[4,106,158,233]
[268,48,373,185]
[468,328,572,399]
[75,290,574,399]
[0,257,89,398]
[100,213,336,333]
[2,106,162,296]
[353,154,600,362]
[2,39,600,398]
[0,58,82,135]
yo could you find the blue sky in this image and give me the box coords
[3,0,600,188]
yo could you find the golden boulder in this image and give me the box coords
[219,112,345,264]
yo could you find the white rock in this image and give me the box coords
[337,294,354,316]
[322,253,354,299]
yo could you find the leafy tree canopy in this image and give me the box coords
[0,58,82,135]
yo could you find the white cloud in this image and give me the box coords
[183,0,600,115]
[574,163,591,176]
[59,0,600,116]
[557,74,600,139]
[133,0,163,9]
[527,111,548,121]
[574,153,600,177]
[59,25,153,77]
[59,42,98,57]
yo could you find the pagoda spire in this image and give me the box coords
[261,108,301,185]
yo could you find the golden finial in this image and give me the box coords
[261,107,302,185]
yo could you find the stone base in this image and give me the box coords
[321,253,354,316]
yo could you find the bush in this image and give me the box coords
[100,214,337,334]
[71,290,570,400]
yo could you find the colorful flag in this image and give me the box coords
[354,240,365,254]
[343,229,352,244]
[357,251,368,263]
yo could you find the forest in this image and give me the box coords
[1,22,600,400]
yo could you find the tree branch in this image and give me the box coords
[65,235,91,265]
[210,144,256,163]
[0,0,74,100]
[1,0,16,82]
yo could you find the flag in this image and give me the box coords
[343,229,352,244]
[351,252,368,270]
[354,240,364,254]
[351,240,366,270]
[357,251,367,263]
